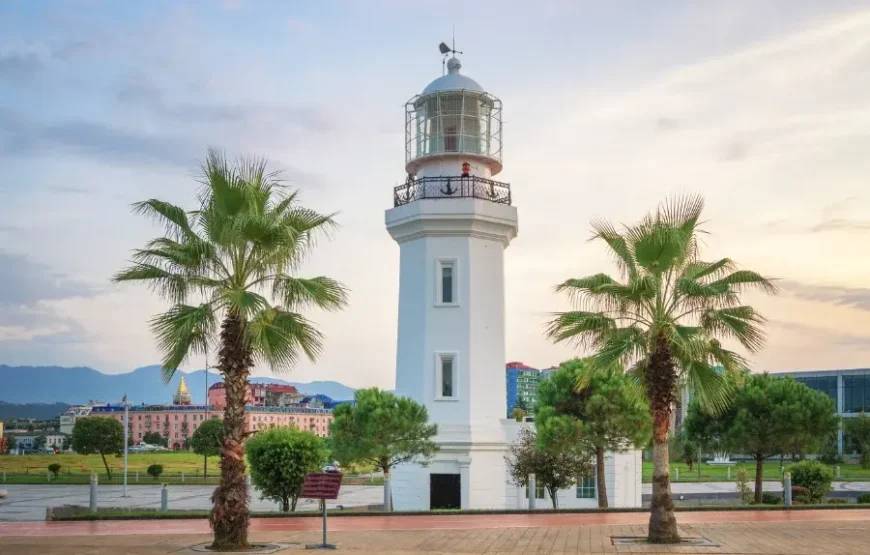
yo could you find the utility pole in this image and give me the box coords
[122,394,129,497]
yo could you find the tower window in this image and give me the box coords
[435,352,458,400]
[435,259,458,306]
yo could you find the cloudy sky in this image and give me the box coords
[3,0,870,388]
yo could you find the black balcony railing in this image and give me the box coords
[394,176,511,207]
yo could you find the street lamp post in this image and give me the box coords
[122,394,129,497]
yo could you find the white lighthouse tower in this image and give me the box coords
[385,48,518,510]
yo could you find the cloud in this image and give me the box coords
[0,251,100,347]
[780,280,870,311]
[0,51,43,79]
[0,39,100,81]
[0,109,197,169]
[116,77,335,132]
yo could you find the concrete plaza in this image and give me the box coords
[0,484,382,521]
[2,482,870,521]
[1,510,869,554]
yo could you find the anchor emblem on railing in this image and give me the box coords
[440,178,457,196]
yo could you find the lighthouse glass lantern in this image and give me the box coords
[404,57,503,178]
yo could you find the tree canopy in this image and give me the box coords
[189,418,224,458]
[71,417,124,479]
[505,427,592,509]
[685,373,839,502]
[142,431,168,447]
[246,427,327,512]
[535,359,651,507]
[330,388,438,472]
[845,413,870,468]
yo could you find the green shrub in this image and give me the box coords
[857,493,870,504]
[789,460,833,503]
[734,467,752,505]
[47,463,62,477]
[791,485,810,499]
[246,427,327,512]
[761,493,781,505]
[147,464,164,480]
[794,495,810,504]
[827,498,847,504]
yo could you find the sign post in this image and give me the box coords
[301,472,343,550]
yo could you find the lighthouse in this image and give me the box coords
[385,49,518,510]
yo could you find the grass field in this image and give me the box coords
[641,461,870,482]
[0,452,383,485]
[0,452,221,477]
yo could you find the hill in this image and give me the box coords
[0,365,357,406]
[0,401,71,420]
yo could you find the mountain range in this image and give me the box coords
[0,364,358,406]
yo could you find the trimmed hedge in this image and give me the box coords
[47,503,870,521]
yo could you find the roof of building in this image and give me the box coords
[506,361,536,370]
[421,57,485,95]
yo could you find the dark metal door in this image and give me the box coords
[430,473,461,510]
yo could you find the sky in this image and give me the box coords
[3,0,870,388]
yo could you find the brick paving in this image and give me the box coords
[1,510,869,554]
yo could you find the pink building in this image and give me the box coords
[207,382,301,410]
[87,379,332,450]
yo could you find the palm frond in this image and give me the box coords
[219,289,270,319]
[590,219,637,278]
[680,258,735,282]
[246,308,324,372]
[707,270,779,295]
[273,276,349,311]
[681,359,733,416]
[700,306,767,352]
[149,304,215,383]
[112,263,191,303]
[545,311,616,347]
[588,326,648,369]
[130,199,193,240]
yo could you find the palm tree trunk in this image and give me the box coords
[596,446,608,508]
[754,454,765,504]
[647,333,680,544]
[210,312,253,551]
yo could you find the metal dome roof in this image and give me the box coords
[421,57,485,94]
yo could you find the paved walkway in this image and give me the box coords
[0,484,382,521]
[1,510,869,553]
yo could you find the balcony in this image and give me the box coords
[394,175,511,207]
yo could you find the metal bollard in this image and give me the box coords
[836,466,841,480]
[246,474,252,490]
[181,471,184,483]
[675,468,679,481]
[89,473,98,513]
[161,484,168,512]
[784,472,792,507]
[136,472,139,482]
[528,473,536,510]
[727,466,731,480]
[47,471,51,482]
[2,471,5,483]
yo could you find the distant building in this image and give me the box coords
[60,403,108,435]
[207,381,301,410]
[5,430,68,453]
[86,379,333,450]
[505,362,544,417]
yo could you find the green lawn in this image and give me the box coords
[642,461,870,482]
[0,452,383,485]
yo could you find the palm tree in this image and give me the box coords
[546,195,776,543]
[114,148,348,550]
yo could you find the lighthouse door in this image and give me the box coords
[430,474,461,510]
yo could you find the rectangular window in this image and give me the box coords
[435,353,458,400]
[435,259,457,306]
[441,264,453,304]
[576,476,596,499]
[441,357,454,397]
[525,483,545,499]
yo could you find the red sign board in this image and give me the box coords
[301,472,343,500]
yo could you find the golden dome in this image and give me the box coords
[174,376,193,405]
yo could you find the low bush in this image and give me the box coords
[791,486,811,499]
[794,495,810,504]
[857,493,870,504]
[147,464,163,480]
[761,493,781,505]
[47,463,62,477]
[827,498,847,504]
[789,460,833,503]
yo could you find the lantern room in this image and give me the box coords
[404,56,503,178]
